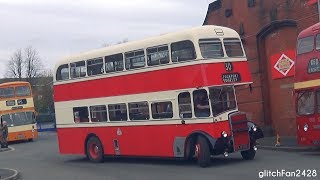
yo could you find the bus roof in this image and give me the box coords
[0,81,30,88]
[55,25,239,68]
[298,22,320,38]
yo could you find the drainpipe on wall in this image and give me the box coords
[318,0,320,21]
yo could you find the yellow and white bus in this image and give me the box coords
[0,81,38,142]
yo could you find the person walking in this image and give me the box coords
[0,120,8,148]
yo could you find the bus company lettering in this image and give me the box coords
[308,58,320,73]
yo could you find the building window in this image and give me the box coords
[225,9,232,18]
[90,105,108,122]
[199,38,224,58]
[297,36,314,55]
[151,101,173,119]
[70,61,86,78]
[56,64,69,81]
[193,89,210,118]
[171,40,196,62]
[108,103,127,121]
[87,58,104,76]
[73,107,89,123]
[105,53,124,73]
[247,0,255,7]
[270,7,278,21]
[128,101,150,120]
[147,45,170,66]
[178,92,192,118]
[224,38,244,57]
[125,50,145,70]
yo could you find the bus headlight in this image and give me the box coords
[221,131,228,138]
[252,125,257,132]
[304,124,308,132]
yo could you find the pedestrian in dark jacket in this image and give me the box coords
[0,120,8,148]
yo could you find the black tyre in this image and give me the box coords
[28,138,34,142]
[185,137,196,161]
[241,148,256,160]
[86,136,104,163]
[195,136,211,167]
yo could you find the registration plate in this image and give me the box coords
[17,134,25,139]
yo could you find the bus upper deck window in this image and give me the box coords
[87,58,104,76]
[125,50,145,70]
[171,40,196,62]
[105,53,124,73]
[297,36,314,54]
[70,61,87,79]
[199,38,224,58]
[0,87,14,98]
[15,86,31,97]
[56,64,69,81]
[147,45,170,66]
[223,38,244,57]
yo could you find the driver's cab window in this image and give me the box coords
[193,89,210,117]
[178,92,192,118]
[297,91,315,115]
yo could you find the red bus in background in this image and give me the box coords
[295,22,320,146]
[54,25,263,167]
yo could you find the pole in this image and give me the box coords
[318,0,320,21]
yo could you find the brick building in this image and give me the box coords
[203,0,319,136]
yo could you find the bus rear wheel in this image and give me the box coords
[195,136,211,167]
[86,136,104,163]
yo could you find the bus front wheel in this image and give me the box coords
[195,136,211,167]
[86,136,104,163]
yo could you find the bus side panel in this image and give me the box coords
[297,116,320,146]
[57,121,231,157]
[57,128,87,155]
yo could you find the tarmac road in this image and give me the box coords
[1,132,320,180]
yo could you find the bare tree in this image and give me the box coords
[24,46,42,84]
[6,46,44,84]
[6,49,23,80]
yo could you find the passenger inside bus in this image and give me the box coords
[73,107,89,123]
[193,90,210,117]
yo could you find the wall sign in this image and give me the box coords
[270,50,296,79]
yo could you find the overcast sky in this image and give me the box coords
[0,0,210,78]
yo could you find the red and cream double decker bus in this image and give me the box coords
[295,22,320,146]
[54,25,262,167]
[0,81,38,142]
